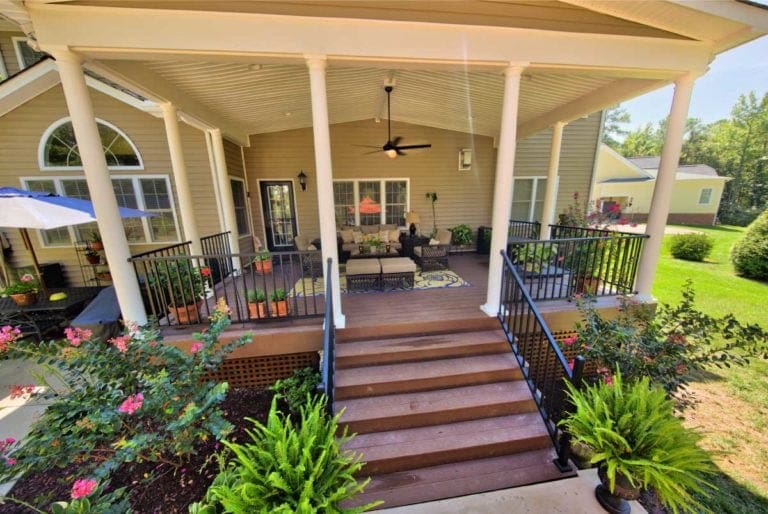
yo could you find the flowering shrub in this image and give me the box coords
[0,300,252,483]
[48,480,131,514]
[562,282,768,407]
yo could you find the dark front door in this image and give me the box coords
[259,181,298,251]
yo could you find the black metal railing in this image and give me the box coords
[130,240,192,259]
[318,258,336,414]
[549,224,618,240]
[508,219,541,240]
[129,250,325,327]
[498,250,585,470]
[200,231,234,283]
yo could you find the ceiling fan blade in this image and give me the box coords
[353,144,385,149]
[364,149,384,155]
[392,136,402,147]
[396,148,407,156]
[394,144,432,150]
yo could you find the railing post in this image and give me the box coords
[555,355,586,472]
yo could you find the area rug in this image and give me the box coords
[289,269,470,297]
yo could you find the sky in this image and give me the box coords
[622,35,768,130]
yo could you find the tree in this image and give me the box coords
[619,123,663,157]
[602,105,632,149]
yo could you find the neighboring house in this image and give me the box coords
[592,144,729,225]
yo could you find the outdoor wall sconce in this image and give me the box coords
[297,170,308,191]
[459,148,472,171]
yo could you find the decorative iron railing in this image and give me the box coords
[318,258,336,414]
[130,240,192,259]
[498,250,585,470]
[129,250,325,327]
[508,219,541,240]
[549,224,618,239]
[200,231,233,283]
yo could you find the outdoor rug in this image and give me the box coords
[289,269,470,297]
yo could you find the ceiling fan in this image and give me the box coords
[361,85,432,159]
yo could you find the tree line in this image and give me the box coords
[603,92,768,225]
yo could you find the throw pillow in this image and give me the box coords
[340,229,354,244]
[353,231,364,244]
[390,230,401,243]
[429,238,440,246]
[307,244,318,251]
[378,230,389,243]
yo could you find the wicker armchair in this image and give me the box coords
[413,229,452,271]
[294,235,323,278]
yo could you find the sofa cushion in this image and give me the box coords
[353,231,364,244]
[382,224,398,232]
[381,257,416,273]
[346,259,381,275]
[361,225,380,235]
[294,234,311,251]
[340,229,354,244]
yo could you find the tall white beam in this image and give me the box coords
[306,55,345,328]
[161,103,201,255]
[635,73,697,296]
[52,49,147,325]
[539,121,566,240]
[209,128,241,264]
[482,64,525,316]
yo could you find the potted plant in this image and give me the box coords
[252,252,272,274]
[270,288,289,317]
[89,231,104,251]
[247,289,267,319]
[2,274,39,306]
[561,370,714,514]
[148,260,205,324]
[425,191,438,237]
[85,248,101,265]
[450,224,473,250]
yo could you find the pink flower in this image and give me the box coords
[20,274,34,283]
[190,342,203,354]
[64,327,93,347]
[0,326,21,352]
[109,335,131,353]
[148,340,158,348]
[562,335,578,346]
[9,384,35,399]
[117,393,144,415]
[567,358,575,370]
[5,458,15,466]
[71,478,98,499]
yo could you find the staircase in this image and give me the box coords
[335,327,576,510]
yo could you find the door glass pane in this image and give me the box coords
[24,180,71,246]
[385,181,407,226]
[333,182,355,227]
[511,179,533,221]
[267,184,295,247]
[358,181,381,226]
[533,178,547,222]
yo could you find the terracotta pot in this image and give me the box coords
[595,466,639,514]
[575,275,600,295]
[254,259,272,274]
[89,242,104,251]
[271,299,289,318]
[10,292,37,306]
[248,301,268,319]
[169,302,202,324]
[86,255,101,265]
[96,272,112,281]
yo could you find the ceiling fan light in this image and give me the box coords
[385,149,398,159]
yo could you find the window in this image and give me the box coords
[333,179,409,227]
[21,176,179,246]
[40,118,143,170]
[0,48,8,81]
[230,178,250,235]
[511,177,547,222]
[12,37,46,70]
[699,188,713,205]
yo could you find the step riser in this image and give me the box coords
[337,317,500,342]
[354,434,552,476]
[335,368,523,400]
[341,399,537,434]
[336,341,510,368]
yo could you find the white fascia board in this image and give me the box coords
[0,58,59,117]
[27,3,713,76]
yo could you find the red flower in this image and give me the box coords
[201,267,211,277]
[117,393,144,415]
[71,478,97,499]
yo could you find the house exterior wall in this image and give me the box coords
[242,114,601,243]
[0,84,221,285]
[0,31,22,77]
[222,138,254,253]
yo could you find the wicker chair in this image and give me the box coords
[294,235,323,278]
[413,228,452,271]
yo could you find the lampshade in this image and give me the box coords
[405,211,420,224]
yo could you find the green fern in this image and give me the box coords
[198,395,380,513]
[561,371,716,514]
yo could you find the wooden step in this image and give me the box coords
[347,447,575,510]
[337,381,536,434]
[337,316,500,342]
[344,412,551,475]
[334,353,523,400]
[335,330,509,368]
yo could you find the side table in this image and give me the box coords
[399,234,430,259]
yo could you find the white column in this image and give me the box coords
[306,55,345,328]
[482,64,525,316]
[635,73,697,296]
[539,121,565,240]
[53,50,147,325]
[161,103,201,255]
[209,128,241,266]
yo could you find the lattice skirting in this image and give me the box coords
[205,351,319,388]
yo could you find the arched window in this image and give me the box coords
[39,118,143,170]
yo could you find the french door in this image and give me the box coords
[259,181,298,251]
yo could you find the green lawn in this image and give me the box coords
[653,224,768,511]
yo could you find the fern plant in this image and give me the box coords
[193,395,380,513]
[561,370,715,514]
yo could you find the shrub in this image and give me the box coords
[190,396,380,513]
[719,206,762,227]
[669,232,714,261]
[449,224,473,246]
[270,367,321,416]
[561,371,715,514]
[731,209,768,280]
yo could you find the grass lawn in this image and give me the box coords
[654,224,768,512]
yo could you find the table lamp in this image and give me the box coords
[405,211,420,236]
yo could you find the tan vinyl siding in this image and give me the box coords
[0,32,23,77]
[0,84,220,285]
[243,116,599,243]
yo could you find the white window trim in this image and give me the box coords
[333,178,410,227]
[511,176,547,223]
[229,175,251,236]
[698,187,713,205]
[20,174,181,247]
[0,47,8,81]
[11,37,30,71]
[38,117,145,172]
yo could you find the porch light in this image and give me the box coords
[385,148,398,159]
[297,170,308,191]
[405,211,420,236]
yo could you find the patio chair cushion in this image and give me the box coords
[294,234,312,251]
[380,257,416,273]
[346,258,381,275]
[436,228,453,245]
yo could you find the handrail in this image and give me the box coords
[318,257,335,414]
[130,240,192,259]
[498,250,585,471]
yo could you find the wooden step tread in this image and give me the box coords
[348,448,575,510]
[345,413,550,475]
[337,381,536,433]
[336,330,509,367]
[335,353,522,399]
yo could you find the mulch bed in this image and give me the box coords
[0,387,275,513]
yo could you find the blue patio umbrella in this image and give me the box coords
[0,186,156,294]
